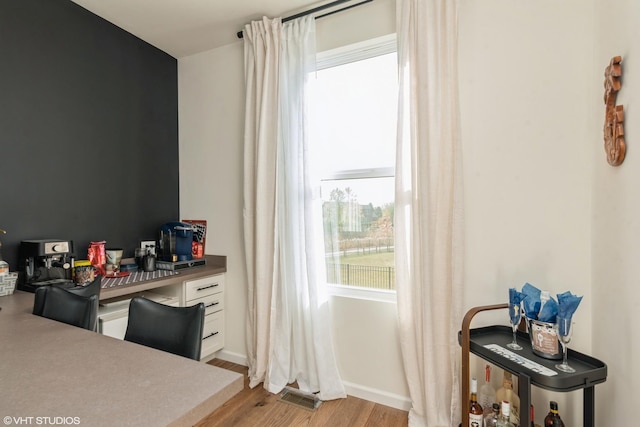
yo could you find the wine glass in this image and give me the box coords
[507,303,523,350]
[554,316,575,373]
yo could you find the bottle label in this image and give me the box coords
[469,413,483,427]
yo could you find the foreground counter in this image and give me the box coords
[0,290,243,427]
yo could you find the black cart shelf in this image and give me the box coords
[459,304,607,427]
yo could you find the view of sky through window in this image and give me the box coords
[309,51,398,206]
[309,49,398,291]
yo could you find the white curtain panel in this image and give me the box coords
[242,16,281,390]
[271,16,345,400]
[395,0,464,426]
[243,16,346,400]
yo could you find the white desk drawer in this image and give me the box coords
[201,311,224,357]
[185,274,224,301]
[195,293,224,316]
[99,315,128,340]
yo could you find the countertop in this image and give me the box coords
[0,290,242,426]
[99,255,227,301]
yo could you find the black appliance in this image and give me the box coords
[18,239,74,292]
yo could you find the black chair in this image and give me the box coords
[33,285,99,331]
[124,297,205,361]
[33,276,101,318]
[66,275,102,298]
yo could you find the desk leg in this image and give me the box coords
[583,386,594,427]
[517,373,530,427]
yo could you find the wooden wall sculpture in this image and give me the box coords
[603,56,625,166]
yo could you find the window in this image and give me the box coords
[309,35,398,300]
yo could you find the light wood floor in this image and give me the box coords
[195,359,409,427]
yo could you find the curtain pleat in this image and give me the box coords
[395,0,464,426]
[243,15,346,401]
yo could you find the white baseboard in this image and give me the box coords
[214,349,248,366]
[342,381,411,411]
[210,351,411,412]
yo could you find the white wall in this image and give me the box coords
[178,42,248,362]
[459,0,593,424]
[593,0,640,425]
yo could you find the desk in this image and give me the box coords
[0,291,243,427]
[97,256,228,359]
[99,255,227,301]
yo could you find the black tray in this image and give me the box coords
[458,325,607,392]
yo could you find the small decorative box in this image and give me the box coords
[0,272,18,297]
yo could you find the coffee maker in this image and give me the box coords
[159,222,194,262]
[18,239,74,292]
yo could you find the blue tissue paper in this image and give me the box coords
[556,291,583,335]
[521,282,541,319]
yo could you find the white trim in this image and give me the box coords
[342,381,411,411]
[213,349,248,366]
[322,167,395,181]
[316,33,397,70]
[327,284,397,303]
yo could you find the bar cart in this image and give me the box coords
[459,304,607,427]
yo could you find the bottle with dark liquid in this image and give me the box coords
[468,378,484,427]
[543,401,565,427]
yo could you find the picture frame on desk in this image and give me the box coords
[140,240,156,255]
[182,219,207,259]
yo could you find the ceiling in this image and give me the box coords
[70,0,336,58]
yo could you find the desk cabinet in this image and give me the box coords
[183,274,225,361]
[97,266,226,361]
[98,292,179,339]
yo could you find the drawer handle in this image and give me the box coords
[203,331,219,340]
[205,302,220,308]
[196,283,219,291]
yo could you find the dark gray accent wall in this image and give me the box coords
[0,0,179,269]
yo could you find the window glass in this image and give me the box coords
[309,39,397,294]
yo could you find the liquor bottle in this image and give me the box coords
[469,378,484,427]
[496,371,520,426]
[479,364,497,416]
[530,405,542,427]
[484,403,501,427]
[543,401,565,427]
[497,401,516,427]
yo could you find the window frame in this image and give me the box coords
[313,35,398,303]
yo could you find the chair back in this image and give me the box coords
[124,297,205,360]
[34,286,99,331]
[33,276,101,318]
[66,276,102,298]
